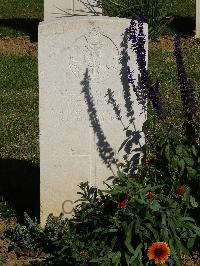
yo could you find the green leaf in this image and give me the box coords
[180,222,200,236]
[129,243,143,264]
[125,252,131,265]
[187,237,196,249]
[176,145,184,156]
[190,196,198,208]
[169,239,181,266]
[175,238,190,258]
[184,157,194,167]
[178,159,185,171]
[161,213,166,226]
[112,251,121,265]
[94,227,105,233]
[192,145,198,157]
[124,222,134,254]
[178,217,195,223]
[165,144,171,161]
[187,167,197,177]
[108,229,118,233]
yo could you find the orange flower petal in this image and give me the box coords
[148,242,170,264]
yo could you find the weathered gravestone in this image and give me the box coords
[39,16,148,225]
[196,0,200,37]
[44,0,101,21]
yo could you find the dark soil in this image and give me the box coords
[0,217,200,265]
[0,36,199,56]
[0,218,46,265]
[0,36,37,56]
[149,36,200,51]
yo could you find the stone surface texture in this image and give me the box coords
[197,0,200,37]
[44,0,101,21]
[39,17,148,225]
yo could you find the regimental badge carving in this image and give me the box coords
[69,27,119,82]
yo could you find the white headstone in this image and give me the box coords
[39,17,148,225]
[196,0,200,37]
[44,0,102,21]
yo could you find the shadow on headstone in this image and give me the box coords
[0,18,41,42]
[0,159,40,222]
[81,29,146,175]
[169,16,195,36]
[118,29,146,174]
[81,69,116,169]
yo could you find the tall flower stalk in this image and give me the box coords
[127,18,164,121]
[174,35,199,144]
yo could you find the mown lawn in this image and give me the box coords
[0,55,39,164]
[0,0,196,37]
[149,48,200,132]
[0,0,43,18]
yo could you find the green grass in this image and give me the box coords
[0,0,43,37]
[0,0,43,19]
[166,0,195,18]
[148,48,200,132]
[0,55,39,164]
[0,0,196,37]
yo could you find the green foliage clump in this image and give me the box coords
[6,212,44,250]
[6,172,200,265]
[96,0,168,37]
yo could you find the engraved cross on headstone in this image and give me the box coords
[44,0,102,21]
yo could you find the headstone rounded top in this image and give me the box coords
[40,16,148,30]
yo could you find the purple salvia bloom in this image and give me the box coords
[174,35,198,142]
[127,18,164,120]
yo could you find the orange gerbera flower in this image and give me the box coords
[148,242,170,264]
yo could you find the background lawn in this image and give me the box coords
[0,0,43,18]
[0,0,199,163]
[0,55,39,164]
[0,0,196,37]
[0,0,43,37]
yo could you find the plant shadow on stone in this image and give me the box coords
[80,27,146,175]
